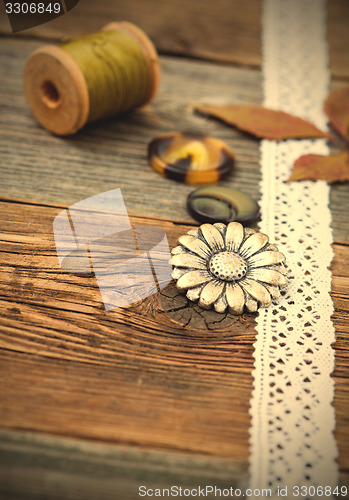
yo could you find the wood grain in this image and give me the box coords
[0,0,263,66]
[1,2,349,493]
[0,201,256,462]
[0,38,348,243]
[328,0,349,80]
[0,431,347,500]
[0,200,348,477]
[0,0,348,78]
[0,430,247,500]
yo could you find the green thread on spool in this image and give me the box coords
[23,22,159,135]
[61,30,151,123]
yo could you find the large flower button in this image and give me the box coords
[171,222,287,314]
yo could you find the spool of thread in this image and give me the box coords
[23,22,160,135]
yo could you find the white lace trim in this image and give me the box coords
[249,0,338,494]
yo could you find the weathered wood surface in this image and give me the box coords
[0,38,348,243]
[0,0,348,79]
[0,38,262,221]
[0,201,348,480]
[0,430,246,500]
[1,2,349,495]
[0,0,264,66]
[0,201,256,461]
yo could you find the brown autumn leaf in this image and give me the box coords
[287,150,349,183]
[195,104,331,141]
[324,86,349,141]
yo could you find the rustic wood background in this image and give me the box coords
[0,0,348,497]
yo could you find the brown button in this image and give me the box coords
[148,132,235,184]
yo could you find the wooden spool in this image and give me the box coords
[23,22,160,136]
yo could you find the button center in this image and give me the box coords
[209,251,247,281]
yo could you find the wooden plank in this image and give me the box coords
[0,0,348,78]
[0,0,263,67]
[0,430,347,500]
[0,430,245,500]
[328,0,349,80]
[0,39,263,223]
[1,3,348,492]
[0,200,348,475]
[331,243,349,474]
[0,200,256,462]
[0,38,349,243]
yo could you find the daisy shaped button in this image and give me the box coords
[171,222,288,314]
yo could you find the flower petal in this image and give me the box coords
[214,293,228,313]
[278,263,288,276]
[187,228,200,237]
[239,232,269,259]
[200,223,225,251]
[172,267,187,280]
[171,245,186,255]
[171,253,206,269]
[176,269,211,291]
[178,234,211,258]
[225,222,244,252]
[263,283,281,300]
[248,250,285,268]
[240,278,272,307]
[249,268,287,286]
[245,295,258,312]
[187,285,204,302]
[213,222,227,236]
[226,283,245,315]
[244,227,256,237]
[199,280,224,309]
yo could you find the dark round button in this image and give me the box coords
[187,186,260,224]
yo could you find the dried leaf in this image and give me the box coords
[324,86,349,141]
[195,104,331,141]
[287,150,349,183]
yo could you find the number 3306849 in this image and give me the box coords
[5,3,61,14]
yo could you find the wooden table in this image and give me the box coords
[0,1,348,497]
